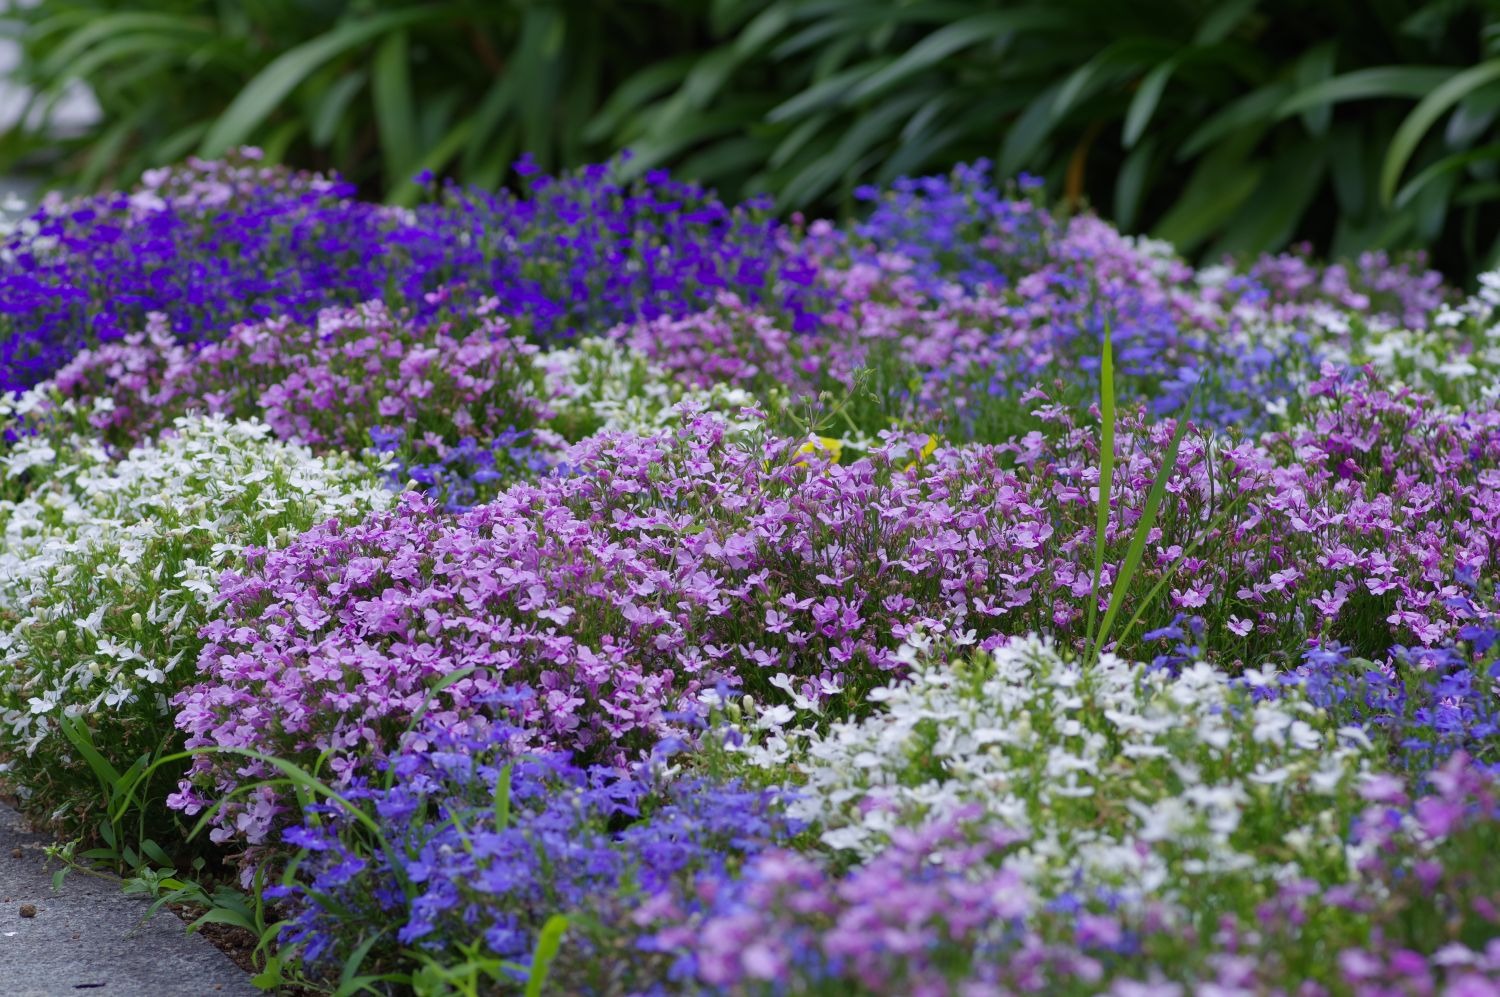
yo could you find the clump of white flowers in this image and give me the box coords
[727,635,1374,908]
[1303,270,1500,404]
[0,414,391,830]
[537,338,766,440]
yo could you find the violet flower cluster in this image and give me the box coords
[0,150,814,392]
[267,722,795,991]
[623,179,1456,438]
[1285,585,1499,773]
[172,363,1500,851]
[42,292,551,508]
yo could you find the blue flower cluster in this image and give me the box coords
[1149,588,1499,775]
[270,719,796,987]
[1292,625,1500,774]
[0,152,818,392]
[850,161,1310,431]
[368,426,551,512]
[852,160,1052,292]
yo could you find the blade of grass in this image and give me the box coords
[494,761,513,832]
[1094,409,1194,658]
[1086,318,1115,664]
[524,914,569,997]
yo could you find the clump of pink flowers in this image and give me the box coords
[173,360,1500,847]
[48,292,544,455]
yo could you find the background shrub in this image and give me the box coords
[4,0,1499,277]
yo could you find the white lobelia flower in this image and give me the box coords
[723,634,1380,913]
[0,414,392,758]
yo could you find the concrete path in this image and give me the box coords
[0,804,259,997]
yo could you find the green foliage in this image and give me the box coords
[0,0,714,200]
[4,0,1500,275]
[611,0,1500,280]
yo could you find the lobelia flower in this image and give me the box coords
[0,414,391,838]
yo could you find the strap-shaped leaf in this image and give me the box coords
[1382,59,1500,205]
[1124,59,1177,148]
[200,5,452,157]
[372,29,416,184]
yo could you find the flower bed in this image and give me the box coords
[0,154,1497,994]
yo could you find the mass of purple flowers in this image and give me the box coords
[1,153,1497,994]
[0,150,816,393]
[268,722,795,990]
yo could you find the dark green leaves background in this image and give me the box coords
[4,0,1499,280]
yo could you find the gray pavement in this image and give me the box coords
[0,803,259,997]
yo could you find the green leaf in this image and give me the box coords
[1114,491,1250,650]
[1394,142,1500,209]
[387,118,476,207]
[768,63,885,122]
[1328,122,1368,218]
[846,9,1063,102]
[769,115,832,169]
[260,119,303,164]
[780,90,925,205]
[140,839,171,868]
[78,116,139,192]
[1210,143,1328,255]
[679,135,771,181]
[336,931,387,992]
[586,56,696,143]
[1113,136,1157,231]
[153,121,211,165]
[1123,59,1176,148]
[403,666,477,733]
[58,715,121,791]
[1095,411,1194,657]
[494,761,513,831]
[1293,40,1338,135]
[1445,83,1500,146]
[372,30,416,183]
[524,915,569,997]
[188,907,257,934]
[999,81,1065,178]
[1455,178,1500,206]
[201,5,451,158]
[460,74,525,175]
[1383,59,1500,205]
[250,951,285,990]
[734,3,791,56]
[39,12,210,78]
[1152,131,1265,251]
[1194,0,1258,44]
[1412,168,1456,242]
[682,48,742,111]
[311,71,368,148]
[1275,65,1455,119]
[512,7,566,171]
[1086,323,1116,665]
[1053,39,1171,122]
[52,32,210,86]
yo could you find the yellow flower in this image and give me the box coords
[906,433,940,469]
[794,435,843,465]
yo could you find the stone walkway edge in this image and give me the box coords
[0,803,259,996]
